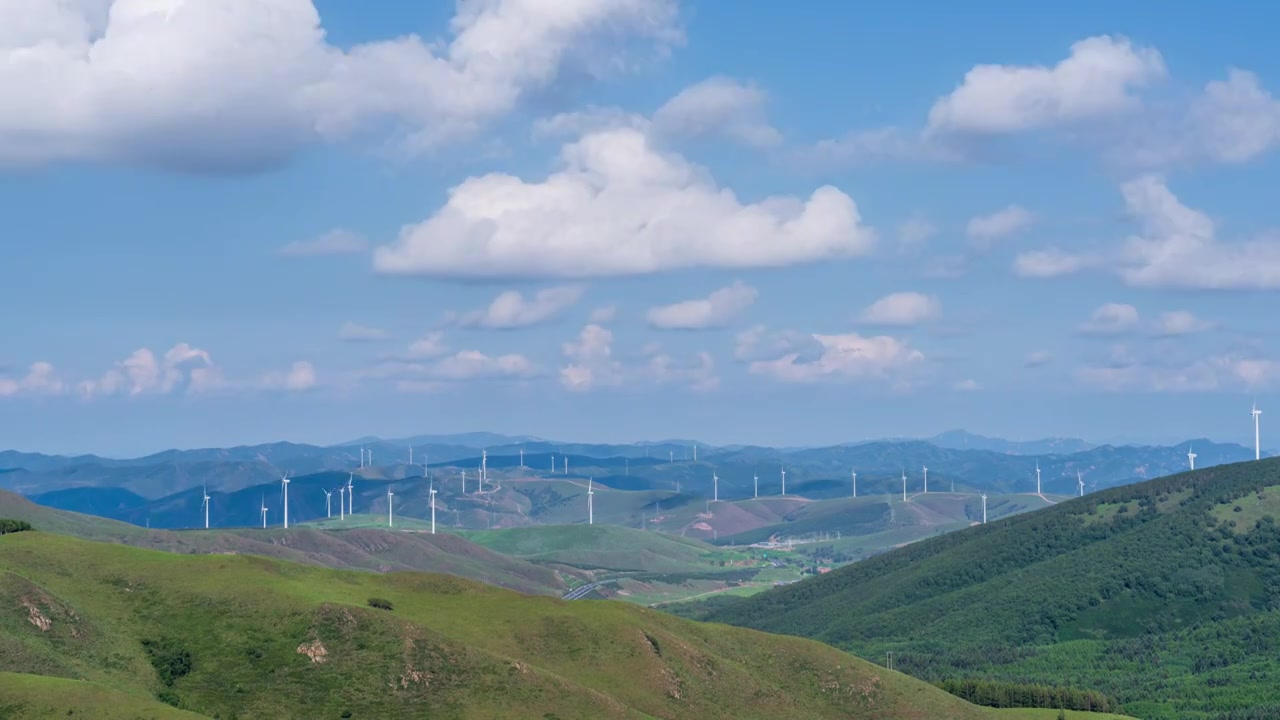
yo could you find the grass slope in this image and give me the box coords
[707,457,1280,719]
[462,524,742,574]
[0,672,207,719]
[2,532,1042,720]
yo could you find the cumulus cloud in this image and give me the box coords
[0,0,681,171]
[372,127,875,279]
[1013,248,1090,278]
[456,286,583,329]
[338,322,388,342]
[430,351,535,381]
[966,205,1035,248]
[80,343,215,397]
[279,229,368,256]
[925,35,1165,136]
[260,360,317,391]
[748,332,924,383]
[1078,303,1141,336]
[859,292,941,326]
[733,325,818,362]
[404,332,449,359]
[646,281,757,330]
[560,324,623,391]
[1153,310,1212,337]
[0,362,66,397]
[650,75,781,147]
[1076,350,1280,392]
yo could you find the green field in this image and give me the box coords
[0,672,206,719]
[707,457,1280,719]
[0,531,1116,719]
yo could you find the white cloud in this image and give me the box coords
[0,362,66,397]
[457,286,584,329]
[953,378,982,391]
[560,324,623,391]
[897,215,937,251]
[1078,303,1140,335]
[650,76,781,148]
[532,106,645,140]
[1013,248,1090,278]
[748,332,924,383]
[966,205,1035,247]
[859,292,940,326]
[260,360,317,391]
[279,229,368,256]
[588,305,618,323]
[1024,350,1053,368]
[1117,175,1280,289]
[404,332,449,359]
[926,35,1165,136]
[647,351,718,391]
[1153,310,1211,337]
[733,325,818,362]
[1076,351,1280,392]
[792,127,959,170]
[338,321,388,342]
[0,0,681,171]
[372,127,875,279]
[646,281,757,330]
[81,343,214,397]
[1185,69,1280,164]
[430,351,534,381]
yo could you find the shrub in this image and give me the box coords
[141,639,193,687]
[0,519,33,535]
[367,597,394,611]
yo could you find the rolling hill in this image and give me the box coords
[706,457,1280,719]
[0,532,1115,719]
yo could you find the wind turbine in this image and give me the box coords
[923,465,928,494]
[461,470,467,494]
[323,489,332,518]
[693,444,697,462]
[201,484,210,529]
[852,470,857,498]
[669,451,673,464]
[712,468,719,502]
[1077,471,1085,497]
[338,485,345,520]
[359,446,366,468]
[260,495,268,529]
[1035,462,1042,496]
[346,473,354,516]
[753,471,759,499]
[587,478,594,525]
[387,488,394,528]
[902,470,907,502]
[519,448,524,468]
[280,472,291,529]
[429,481,437,534]
[409,446,413,467]
[780,466,787,496]
[1253,402,1263,461]
[981,492,988,524]
[551,454,556,472]
[481,449,488,485]
[564,456,569,475]
[1187,446,1196,471]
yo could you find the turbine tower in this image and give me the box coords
[481,449,488,485]
[1077,471,1085,497]
[461,470,467,494]
[359,446,366,468]
[260,495,268,529]
[201,484,210,529]
[387,488,394,528]
[429,481,437,535]
[281,472,291,529]
[852,470,857,498]
[346,473,354,516]
[981,492,988,524]
[519,448,524,468]
[409,446,413,467]
[1035,462,1041,495]
[693,444,697,462]
[902,470,907,502]
[1253,402,1263,461]
[323,489,332,518]
[923,465,928,494]
[564,456,569,475]
[338,485,345,520]
[753,471,759,499]
[1188,446,1196,470]
[780,466,787,496]
[712,468,719,502]
[587,478,594,525]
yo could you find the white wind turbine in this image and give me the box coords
[280,472,291,529]
[902,470,907,502]
[981,492,988,524]
[359,446,366,468]
[201,484,210,529]
[1077,471,1085,497]
[461,470,467,494]
[346,473,354,516]
[564,456,569,475]
[429,481,437,534]
[1035,461,1042,496]
[1187,446,1197,470]
[587,478,594,525]
[923,465,929,494]
[753,471,759,499]
[1253,402,1263,461]
[387,488,394,528]
[712,468,719,502]
[852,470,857,498]
[519,448,524,468]
[323,488,332,519]
[260,495,268,529]
[338,484,345,520]
[481,449,488,485]
[780,466,787,496]
[409,446,413,467]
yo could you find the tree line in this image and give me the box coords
[0,519,33,535]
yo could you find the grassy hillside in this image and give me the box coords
[0,491,566,595]
[0,533,1080,720]
[463,524,745,574]
[0,672,206,719]
[707,457,1280,719]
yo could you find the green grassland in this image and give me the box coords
[0,531,1097,720]
[0,672,207,719]
[706,457,1280,719]
[463,524,755,574]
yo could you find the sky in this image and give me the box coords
[3,0,1280,456]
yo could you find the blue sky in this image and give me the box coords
[3,0,1280,456]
